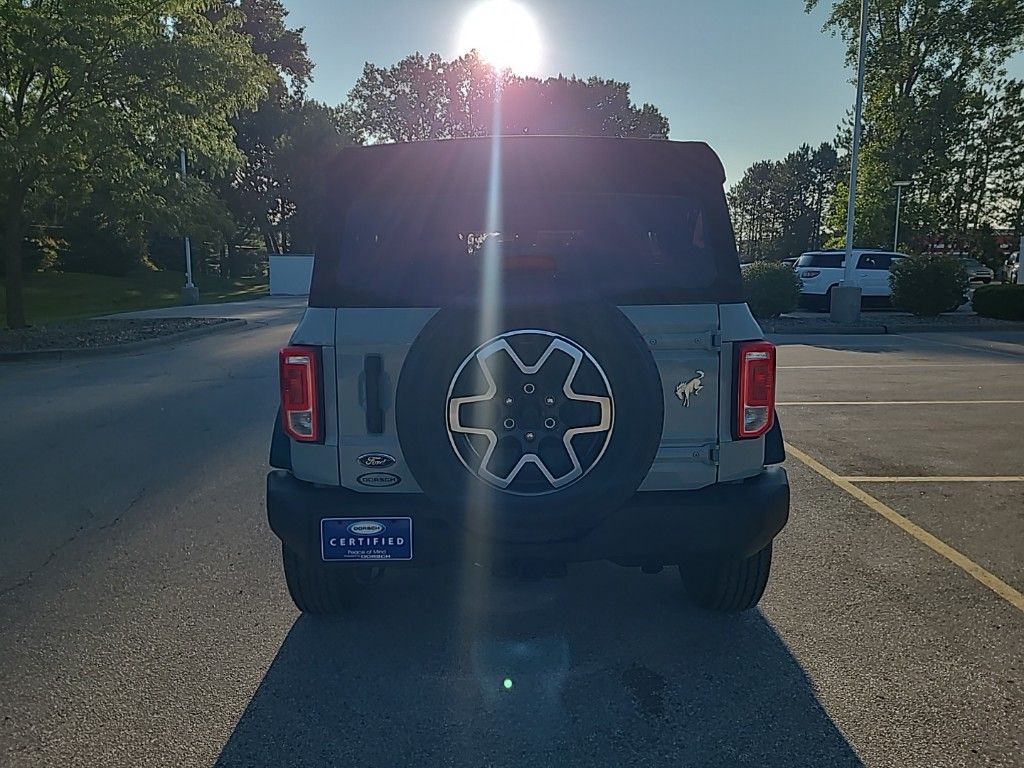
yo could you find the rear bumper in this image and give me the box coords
[266,467,790,567]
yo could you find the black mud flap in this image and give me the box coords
[764,410,785,465]
[270,407,292,471]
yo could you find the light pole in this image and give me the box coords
[831,0,870,323]
[893,180,911,252]
[179,148,199,305]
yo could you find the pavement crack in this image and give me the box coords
[0,486,146,599]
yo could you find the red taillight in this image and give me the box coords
[800,270,821,278]
[736,341,776,439]
[279,346,321,442]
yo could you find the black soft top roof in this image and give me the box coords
[310,136,743,307]
[328,136,727,199]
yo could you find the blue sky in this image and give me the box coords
[283,0,1021,185]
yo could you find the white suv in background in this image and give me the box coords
[795,249,907,311]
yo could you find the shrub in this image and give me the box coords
[55,219,143,277]
[890,254,967,316]
[0,233,58,275]
[742,260,801,319]
[972,284,1024,321]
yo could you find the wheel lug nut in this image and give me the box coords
[524,431,535,442]
[523,383,535,394]
[544,418,556,429]
[504,396,513,406]
[503,418,516,430]
[544,397,555,406]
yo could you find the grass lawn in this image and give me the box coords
[0,271,268,328]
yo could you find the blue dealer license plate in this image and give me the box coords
[320,517,412,561]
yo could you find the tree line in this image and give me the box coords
[6,1,1020,327]
[0,0,667,328]
[728,143,838,261]
[731,0,1024,262]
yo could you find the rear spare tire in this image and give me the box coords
[395,300,663,542]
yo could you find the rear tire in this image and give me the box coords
[679,544,773,612]
[282,545,361,615]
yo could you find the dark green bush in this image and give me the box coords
[972,283,1024,321]
[0,233,54,275]
[56,217,143,277]
[742,260,801,319]
[890,254,967,316]
[146,235,185,272]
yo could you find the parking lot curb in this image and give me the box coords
[0,318,248,362]
[761,321,887,335]
[880,320,1022,333]
[763,319,1022,335]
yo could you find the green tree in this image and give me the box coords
[987,79,1024,238]
[729,160,777,260]
[207,0,327,271]
[0,0,270,328]
[807,0,1024,247]
[728,143,838,260]
[230,0,311,97]
[272,101,359,253]
[347,50,670,143]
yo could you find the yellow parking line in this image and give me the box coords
[785,442,1024,614]
[777,400,1024,406]
[843,476,1024,483]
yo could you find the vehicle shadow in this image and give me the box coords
[215,563,863,768]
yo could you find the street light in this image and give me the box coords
[831,0,869,323]
[179,148,199,305]
[893,180,912,252]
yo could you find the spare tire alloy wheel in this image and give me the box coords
[396,303,663,542]
[446,330,614,496]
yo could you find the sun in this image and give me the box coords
[457,0,543,75]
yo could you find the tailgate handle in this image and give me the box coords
[364,355,384,434]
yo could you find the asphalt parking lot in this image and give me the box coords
[0,308,1021,768]
[775,331,1024,596]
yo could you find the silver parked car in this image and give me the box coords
[959,257,994,284]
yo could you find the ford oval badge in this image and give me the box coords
[347,520,386,536]
[357,472,401,488]
[358,453,397,468]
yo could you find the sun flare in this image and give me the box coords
[457,0,543,75]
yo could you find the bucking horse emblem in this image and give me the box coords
[675,371,705,407]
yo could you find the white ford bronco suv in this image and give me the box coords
[267,136,789,614]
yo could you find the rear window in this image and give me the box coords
[312,190,739,306]
[796,253,845,268]
[858,253,893,269]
